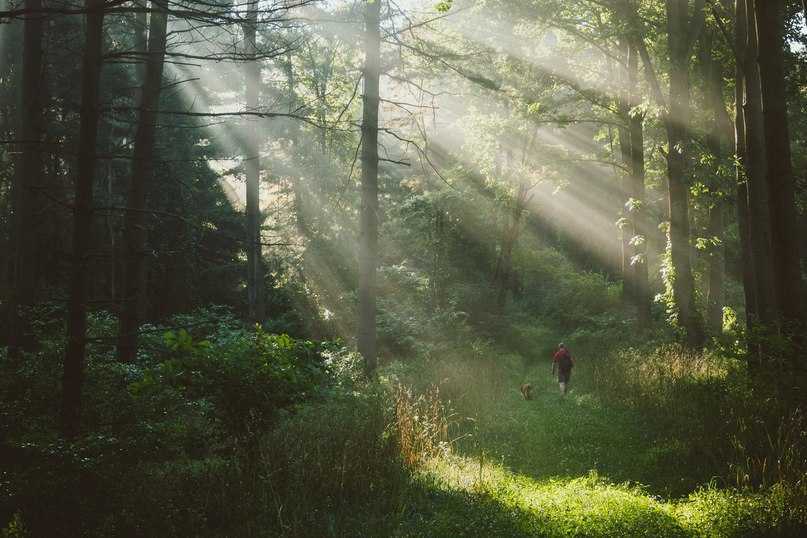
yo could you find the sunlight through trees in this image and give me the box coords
[0,0,805,533]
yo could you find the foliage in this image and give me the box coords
[0,309,344,535]
[3,305,807,536]
[258,390,405,535]
[2,0,807,534]
[132,327,337,447]
[513,247,622,330]
[387,343,805,536]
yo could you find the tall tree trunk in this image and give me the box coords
[754,0,805,328]
[244,1,265,325]
[700,29,731,334]
[282,51,308,239]
[616,37,634,317]
[742,0,776,325]
[664,0,704,348]
[117,0,169,363]
[9,0,44,358]
[627,38,651,329]
[62,0,105,437]
[358,0,381,374]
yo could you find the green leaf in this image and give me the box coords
[435,0,452,13]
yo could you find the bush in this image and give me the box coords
[513,247,622,330]
[132,327,338,448]
[0,312,348,536]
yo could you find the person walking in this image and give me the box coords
[552,343,574,396]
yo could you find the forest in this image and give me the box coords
[0,0,805,535]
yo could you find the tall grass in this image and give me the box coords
[730,408,807,493]
[394,384,452,467]
[257,391,406,536]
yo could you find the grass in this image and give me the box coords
[407,460,686,536]
[398,453,803,537]
[452,362,710,497]
[3,336,805,536]
[383,347,806,537]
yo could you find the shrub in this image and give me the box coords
[131,328,338,448]
[513,247,622,330]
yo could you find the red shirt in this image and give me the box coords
[553,348,574,369]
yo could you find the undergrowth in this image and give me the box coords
[2,314,805,536]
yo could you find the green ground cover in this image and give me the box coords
[2,325,804,536]
[386,359,804,536]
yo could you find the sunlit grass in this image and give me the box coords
[387,338,804,536]
[405,450,804,536]
[412,455,685,536]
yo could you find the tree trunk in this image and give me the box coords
[244,1,265,326]
[616,37,634,317]
[700,29,731,334]
[742,0,776,325]
[117,0,169,363]
[9,0,44,358]
[282,51,308,239]
[754,0,805,328]
[664,0,704,348]
[357,0,381,374]
[627,38,651,329]
[62,0,105,438]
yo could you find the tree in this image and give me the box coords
[737,0,776,331]
[616,37,634,315]
[117,0,169,363]
[662,0,705,348]
[358,0,381,374]
[494,175,531,310]
[62,0,106,437]
[698,26,732,333]
[626,36,651,329]
[244,0,266,326]
[8,0,45,358]
[754,0,805,329]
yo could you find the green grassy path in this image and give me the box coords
[454,363,701,497]
[393,361,803,536]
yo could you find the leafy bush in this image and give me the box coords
[132,327,337,447]
[374,263,487,360]
[0,310,348,535]
[513,247,622,330]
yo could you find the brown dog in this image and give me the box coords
[521,383,534,400]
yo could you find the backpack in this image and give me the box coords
[560,351,573,371]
